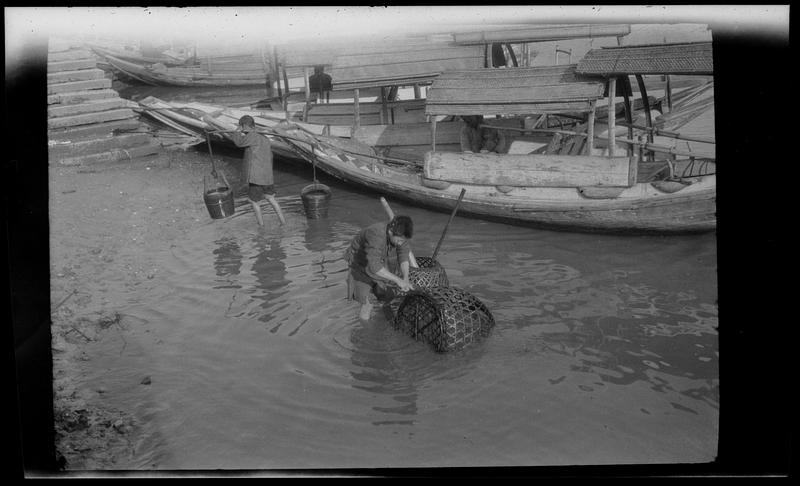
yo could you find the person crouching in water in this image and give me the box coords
[231,115,286,227]
[345,215,419,320]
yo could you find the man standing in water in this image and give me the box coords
[345,216,418,320]
[231,115,286,227]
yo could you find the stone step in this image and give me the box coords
[47,68,105,85]
[48,132,154,159]
[48,108,136,129]
[48,98,131,118]
[47,58,98,73]
[48,78,112,94]
[48,119,144,143]
[48,88,120,105]
[48,49,93,62]
[55,141,161,166]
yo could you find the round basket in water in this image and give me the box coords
[393,287,494,353]
[204,185,235,219]
[300,183,332,219]
[409,256,449,289]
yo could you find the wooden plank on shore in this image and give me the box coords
[48,132,154,159]
[55,141,161,166]
[48,118,143,143]
[48,108,137,129]
[48,88,119,105]
[47,78,112,94]
[424,152,633,187]
[354,121,462,147]
[47,58,98,73]
[48,98,130,118]
[48,49,93,62]
[47,68,106,84]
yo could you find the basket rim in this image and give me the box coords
[301,182,332,195]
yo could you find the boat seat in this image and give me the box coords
[544,124,588,155]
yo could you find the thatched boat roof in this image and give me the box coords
[576,42,713,76]
[425,64,605,116]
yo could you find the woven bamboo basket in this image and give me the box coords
[393,287,495,353]
[409,256,449,289]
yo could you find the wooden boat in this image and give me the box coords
[88,44,191,67]
[98,51,273,87]
[136,42,714,234]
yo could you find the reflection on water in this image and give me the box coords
[75,155,718,469]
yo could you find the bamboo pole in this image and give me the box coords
[635,74,654,144]
[607,77,616,156]
[621,76,634,156]
[431,188,466,261]
[615,137,714,159]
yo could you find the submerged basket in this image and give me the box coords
[409,256,449,289]
[300,182,332,219]
[393,287,495,353]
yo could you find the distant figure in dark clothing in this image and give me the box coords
[480,126,509,154]
[309,65,332,103]
[460,115,509,154]
[460,115,484,153]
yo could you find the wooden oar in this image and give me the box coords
[431,188,466,260]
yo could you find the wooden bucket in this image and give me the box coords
[300,182,332,219]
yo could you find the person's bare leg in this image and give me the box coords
[359,301,373,321]
[250,199,264,226]
[266,194,286,225]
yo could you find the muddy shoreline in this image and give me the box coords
[49,149,237,469]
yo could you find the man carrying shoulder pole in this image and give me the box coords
[230,115,286,227]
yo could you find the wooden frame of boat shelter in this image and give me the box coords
[574,41,714,168]
[424,64,608,155]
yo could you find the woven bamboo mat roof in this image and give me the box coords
[278,38,485,90]
[576,42,713,75]
[425,64,605,116]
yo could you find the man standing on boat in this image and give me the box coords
[230,115,286,227]
[309,65,332,103]
[345,216,418,321]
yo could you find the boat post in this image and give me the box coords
[586,101,596,155]
[282,62,290,113]
[379,87,386,125]
[303,66,311,122]
[273,46,282,101]
[607,77,616,156]
[353,88,360,135]
[430,115,437,152]
[665,75,673,113]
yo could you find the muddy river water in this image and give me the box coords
[72,161,718,470]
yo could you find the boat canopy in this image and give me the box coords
[424,65,605,116]
[451,24,631,44]
[576,42,713,76]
